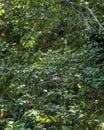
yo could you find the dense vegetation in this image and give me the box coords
[0,0,104,129]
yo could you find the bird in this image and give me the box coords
[50,69,59,80]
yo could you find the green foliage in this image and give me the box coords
[0,0,104,130]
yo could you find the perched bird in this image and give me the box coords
[50,69,59,80]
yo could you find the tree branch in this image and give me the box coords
[65,0,91,31]
[40,102,58,129]
[84,2,103,29]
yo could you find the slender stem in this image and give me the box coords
[58,115,62,130]
[58,94,63,130]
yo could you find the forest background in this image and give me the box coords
[0,0,104,130]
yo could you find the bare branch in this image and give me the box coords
[84,2,103,29]
[64,0,91,31]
